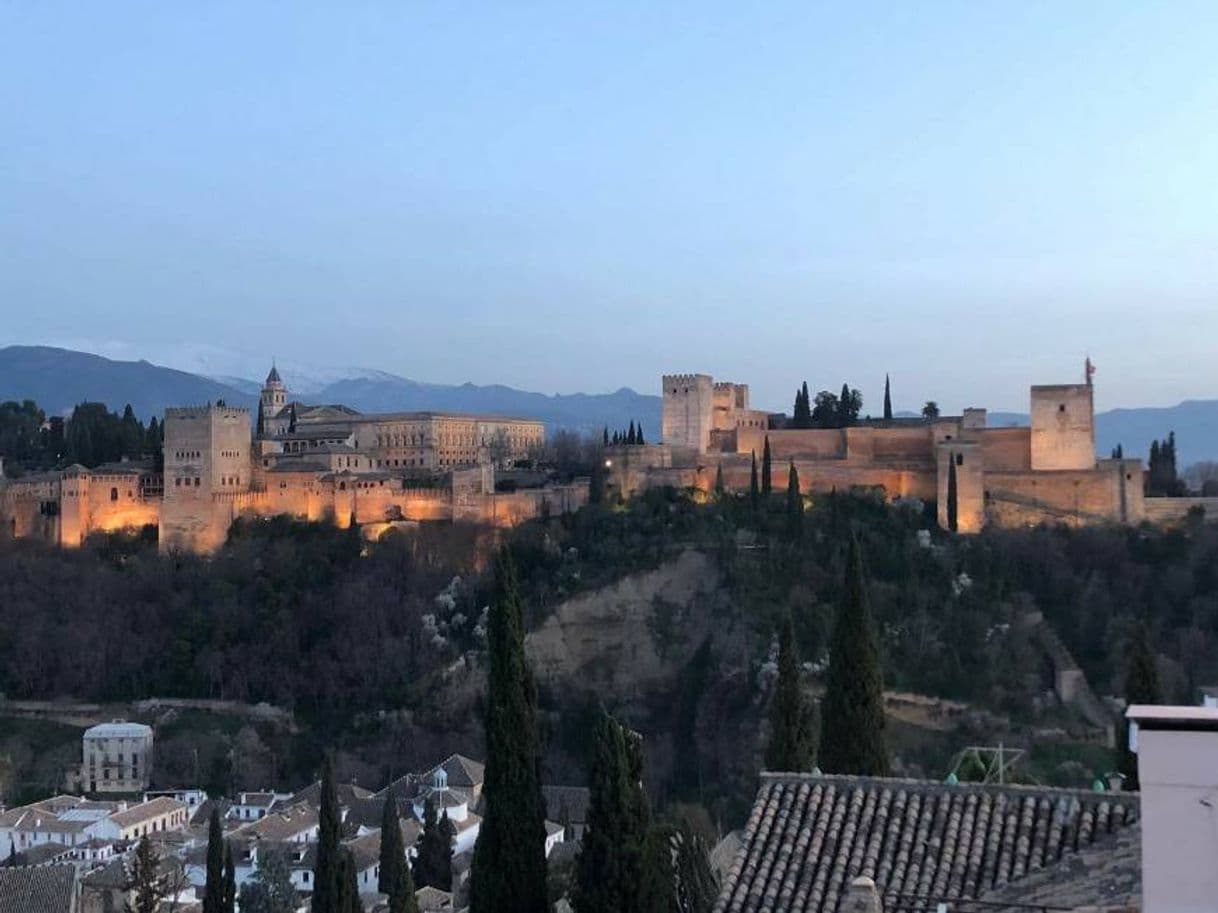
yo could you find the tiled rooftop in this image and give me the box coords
[714,773,1139,913]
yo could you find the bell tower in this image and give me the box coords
[260,365,288,418]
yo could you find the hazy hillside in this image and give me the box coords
[0,345,660,434]
[0,346,256,417]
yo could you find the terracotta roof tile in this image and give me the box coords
[714,774,1139,913]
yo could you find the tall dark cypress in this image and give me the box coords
[785,462,803,540]
[603,427,609,447]
[469,551,549,913]
[574,711,651,913]
[761,436,772,497]
[766,611,813,771]
[336,850,360,913]
[203,808,224,913]
[414,797,453,891]
[379,789,418,913]
[946,454,959,533]
[627,421,636,446]
[222,841,236,913]
[1119,623,1161,791]
[312,757,342,913]
[818,534,889,775]
[714,464,725,498]
[636,423,645,445]
[883,374,892,420]
[256,399,266,437]
[749,451,760,512]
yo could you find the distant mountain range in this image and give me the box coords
[2,345,1215,465]
[0,346,661,437]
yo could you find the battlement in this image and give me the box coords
[165,405,250,419]
[662,373,713,390]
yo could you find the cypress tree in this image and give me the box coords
[312,757,342,913]
[222,841,236,913]
[414,797,453,891]
[203,808,224,913]
[1112,443,1124,459]
[819,534,889,775]
[469,550,549,913]
[627,421,636,446]
[792,384,813,429]
[256,399,266,437]
[1119,623,1161,791]
[288,403,297,433]
[766,610,813,771]
[673,821,716,913]
[749,451,759,512]
[379,789,418,913]
[127,836,163,913]
[573,710,651,913]
[714,464,725,498]
[589,456,605,505]
[946,454,959,533]
[761,436,772,497]
[883,374,892,421]
[603,427,609,447]
[336,850,360,913]
[785,462,803,540]
[636,423,644,445]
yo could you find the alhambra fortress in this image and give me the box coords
[1,363,1210,552]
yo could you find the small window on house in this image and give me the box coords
[1058,403,1066,412]
[956,454,964,466]
[110,487,118,501]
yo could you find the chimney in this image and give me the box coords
[841,876,883,913]
[1126,704,1218,912]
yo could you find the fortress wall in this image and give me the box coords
[979,428,1033,471]
[467,484,590,528]
[668,457,935,502]
[865,427,935,462]
[1,486,60,542]
[1142,497,1218,524]
[984,467,1124,527]
[736,428,846,460]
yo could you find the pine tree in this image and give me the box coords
[469,550,549,913]
[312,757,342,913]
[819,534,889,775]
[203,808,224,913]
[222,841,236,913]
[761,436,772,497]
[1119,623,1161,791]
[126,836,164,913]
[240,848,299,913]
[573,711,651,913]
[785,462,803,540]
[766,610,813,771]
[414,797,453,891]
[946,454,959,533]
[379,789,418,913]
[883,374,892,421]
[749,451,760,512]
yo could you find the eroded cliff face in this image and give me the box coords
[525,549,733,702]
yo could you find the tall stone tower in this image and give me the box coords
[160,404,251,553]
[1029,383,1095,471]
[661,374,714,453]
[261,366,287,418]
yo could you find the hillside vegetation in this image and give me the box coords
[2,489,1216,821]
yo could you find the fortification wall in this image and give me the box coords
[1030,384,1095,471]
[866,427,935,462]
[1143,497,1218,524]
[984,466,1126,527]
[979,428,1032,472]
[736,428,846,461]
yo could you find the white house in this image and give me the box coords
[81,721,154,794]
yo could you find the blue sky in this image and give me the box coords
[2,2,1216,413]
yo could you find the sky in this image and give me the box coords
[2,2,1217,414]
